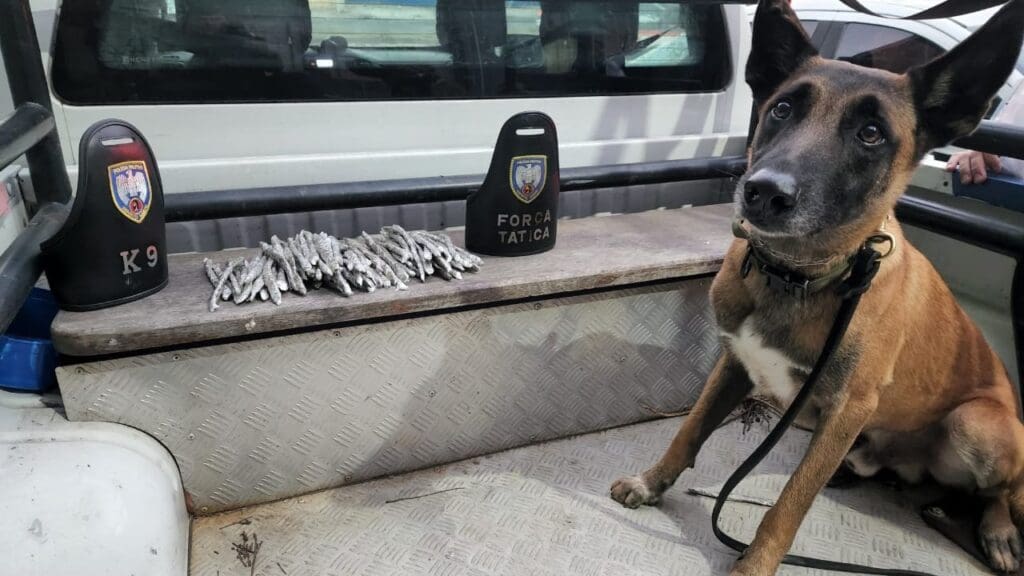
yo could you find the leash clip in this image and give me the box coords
[837,246,881,299]
[867,231,897,260]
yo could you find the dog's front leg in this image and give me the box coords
[730,390,878,576]
[611,353,753,507]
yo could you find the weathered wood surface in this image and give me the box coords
[51,204,735,356]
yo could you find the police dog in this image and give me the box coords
[611,0,1024,573]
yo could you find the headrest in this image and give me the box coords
[42,120,168,311]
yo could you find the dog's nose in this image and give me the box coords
[743,170,797,216]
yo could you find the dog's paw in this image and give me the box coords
[610,475,659,508]
[980,522,1023,573]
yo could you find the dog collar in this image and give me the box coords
[732,218,895,301]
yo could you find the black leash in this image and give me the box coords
[710,246,941,576]
[833,0,1009,20]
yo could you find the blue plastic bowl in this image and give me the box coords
[0,288,59,392]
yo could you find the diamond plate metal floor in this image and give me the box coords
[190,417,991,576]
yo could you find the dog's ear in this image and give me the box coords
[908,0,1024,153]
[745,0,818,105]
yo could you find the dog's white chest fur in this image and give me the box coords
[724,320,804,406]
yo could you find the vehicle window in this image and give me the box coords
[834,23,944,74]
[53,0,730,105]
[800,20,818,37]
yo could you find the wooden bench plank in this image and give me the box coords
[51,205,735,357]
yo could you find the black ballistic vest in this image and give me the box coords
[43,120,168,311]
[466,112,560,256]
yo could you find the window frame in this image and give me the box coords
[51,0,734,106]
[831,21,945,74]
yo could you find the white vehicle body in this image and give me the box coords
[6,1,754,196]
[0,4,1021,575]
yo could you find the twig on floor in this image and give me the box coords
[641,406,740,429]
[638,398,780,434]
[687,487,775,508]
[739,397,782,434]
[231,531,262,576]
[384,486,464,504]
[218,517,252,531]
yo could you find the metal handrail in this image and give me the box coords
[956,120,1024,161]
[0,202,68,334]
[0,103,54,172]
[164,156,749,222]
[897,189,1024,258]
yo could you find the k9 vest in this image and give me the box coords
[43,120,168,311]
[466,112,560,256]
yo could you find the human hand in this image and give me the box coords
[946,150,1002,184]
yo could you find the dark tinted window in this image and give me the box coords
[834,23,944,74]
[53,0,730,105]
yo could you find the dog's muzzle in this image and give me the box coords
[742,169,798,225]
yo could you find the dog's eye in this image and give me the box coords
[857,124,885,145]
[770,100,792,120]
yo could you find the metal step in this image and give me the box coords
[190,416,989,576]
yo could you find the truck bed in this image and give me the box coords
[190,416,989,576]
[45,207,1011,576]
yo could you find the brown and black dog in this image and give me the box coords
[611,0,1024,574]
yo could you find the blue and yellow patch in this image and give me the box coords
[509,155,547,204]
[108,160,152,224]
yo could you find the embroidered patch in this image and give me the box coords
[509,155,547,204]
[108,160,152,224]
